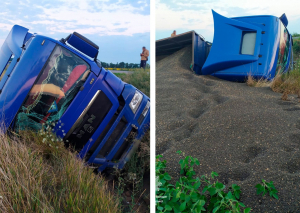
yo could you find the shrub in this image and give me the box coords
[255,179,278,200]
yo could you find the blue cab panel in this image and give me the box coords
[0,25,150,171]
[201,10,292,81]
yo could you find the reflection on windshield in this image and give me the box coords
[276,22,290,74]
[15,45,90,131]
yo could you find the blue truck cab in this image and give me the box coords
[202,11,293,81]
[156,11,293,82]
[0,25,150,171]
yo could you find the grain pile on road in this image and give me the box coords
[156,45,300,212]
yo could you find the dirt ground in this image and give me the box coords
[156,45,300,212]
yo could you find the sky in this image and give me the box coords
[156,0,300,42]
[0,0,150,64]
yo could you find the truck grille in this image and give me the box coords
[64,90,112,150]
[112,130,137,161]
[96,116,128,158]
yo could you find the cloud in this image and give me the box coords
[31,0,150,36]
[0,0,150,37]
[156,0,300,40]
[0,23,13,31]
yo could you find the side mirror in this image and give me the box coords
[60,32,99,60]
[279,13,288,27]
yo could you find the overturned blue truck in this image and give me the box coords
[0,25,150,171]
[156,10,293,81]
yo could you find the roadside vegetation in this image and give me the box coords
[115,69,150,97]
[114,69,150,212]
[156,151,278,213]
[247,33,300,100]
[107,67,150,72]
[0,129,120,213]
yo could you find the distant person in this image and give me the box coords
[140,46,149,70]
[171,30,176,37]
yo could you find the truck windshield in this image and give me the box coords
[276,22,290,74]
[15,45,90,131]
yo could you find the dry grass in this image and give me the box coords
[246,75,271,87]
[0,129,120,213]
[270,72,300,94]
[247,68,300,99]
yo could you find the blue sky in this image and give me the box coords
[0,0,150,64]
[156,0,300,42]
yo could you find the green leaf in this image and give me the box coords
[194,181,201,190]
[211,171,219,178]
[176,150,182,154]
[207,187,217,196]
[179,201,186,211]
[226,191,233,200]
[255,184,262,189]
[165,205,172,211]
[157,206,163,211]
[180,193,185,201]
[164,173,171,180]
[244,207,251,213]
[215,182,225,190]
[232,184,240,191]
[213,206,220,213]
[239,202,246,207]
[234,190,241,199]
[202,185,210,194]
[273,193,279,200]
[199,199,205,206]
[256,185,264,195]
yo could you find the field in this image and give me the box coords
[107,68,150,72]
[0,70,150,213]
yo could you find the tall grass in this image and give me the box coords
[114,70,150,212]
[115,70,150,97]
[0,129,120,213]
[247,59,300,99]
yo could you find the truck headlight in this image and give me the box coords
[129,90,143,113]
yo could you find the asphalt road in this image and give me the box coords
[110,70,133,74]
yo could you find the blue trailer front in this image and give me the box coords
[0,25,150,171]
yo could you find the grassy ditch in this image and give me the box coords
[113,69,151,212]
[0,130,121,213]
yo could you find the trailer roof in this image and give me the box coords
[156,31,205,56]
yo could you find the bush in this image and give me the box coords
[293,39,300,55]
